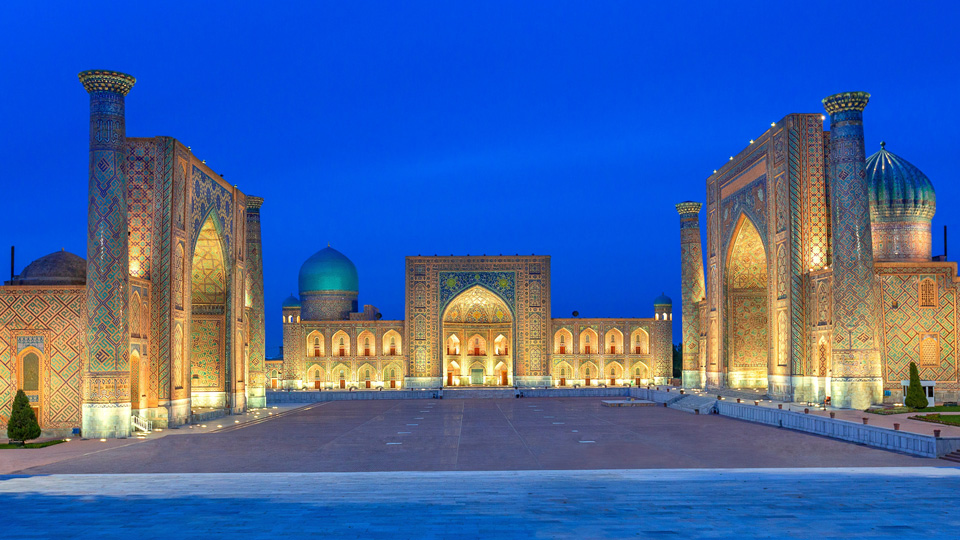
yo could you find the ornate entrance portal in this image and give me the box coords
[190,215,230,407]
[725,216,770,389]
[442,286,513,386]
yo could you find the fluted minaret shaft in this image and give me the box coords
[676,202,706,388]
[79,70,136,438]
[245,196,267,408]
[823,91,882,409]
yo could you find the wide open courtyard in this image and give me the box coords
[18,397,939,474]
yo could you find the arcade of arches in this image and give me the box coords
[280,254,673,391]
[442,286,513,386]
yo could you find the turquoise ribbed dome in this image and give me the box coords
[866,143,936,222]
[282,294,300,308]
[298,246,359,295]
[653,293,672,306]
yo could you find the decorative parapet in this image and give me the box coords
[246,196,264,210]
[822,91,870,114]
[675,201,703,216]
[78,70,136,95]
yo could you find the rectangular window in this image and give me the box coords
[919,279,937,308]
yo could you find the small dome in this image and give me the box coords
[10,250,85,286]
[866,143,936,222]
[298,246,359,295]
[653,293,672,306]
[282,294,301,309]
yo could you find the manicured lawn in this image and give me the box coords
[0,439,66,449]
[909,414,960,427]
[866,405,960,415]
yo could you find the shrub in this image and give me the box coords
[7,390,41,444]
[904,361,928,409]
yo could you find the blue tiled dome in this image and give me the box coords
[298,246,359,295]
[282,294,301,308]
[866,143,936,222]
[653,293,672,306]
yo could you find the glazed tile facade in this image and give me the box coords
[281,256,672,389]
[681,92,959,408]
[0,71,266,437]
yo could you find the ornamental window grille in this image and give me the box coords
[20,352,39,392]
[919,279,937,308]
[920,333,939,367]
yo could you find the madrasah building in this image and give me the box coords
[0,69,672,440]
[277,251,674,390]
[677,91,958,409]
[0,71,266,438]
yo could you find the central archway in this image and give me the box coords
[441,285,513,386]
[190,214,229,408]
[725,215,769,389]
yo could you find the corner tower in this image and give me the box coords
[822,91,883,409]
[245,196,266,408]
[676,201,705,388]
[79,70,136,438]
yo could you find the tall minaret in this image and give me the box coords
[79,70,136,438]
[676,202,705,388]
[245,196,267,408]
[823,91,882,409]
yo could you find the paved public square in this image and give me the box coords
[17,398,941,474]
[4,398,959,539]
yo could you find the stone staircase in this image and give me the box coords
[703,387,770,401]
[942,450,960,464]
[668,395,718,414]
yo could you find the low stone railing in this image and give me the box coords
[715,400,960,458]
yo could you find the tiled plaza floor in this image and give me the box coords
[17,398,940,474]
[1,468,958,539]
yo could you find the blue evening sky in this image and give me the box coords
[1,1,957,355]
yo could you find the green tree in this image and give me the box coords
[904,361,928,409]
[672,342,682,378]
[7,389,41,444]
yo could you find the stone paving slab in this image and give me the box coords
[0,404,304,474]
[0,468,958,539]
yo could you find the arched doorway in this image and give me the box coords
[725,215,769,389]
[190,214,230,408]
[441,285,513,386]
[307,365,324,389]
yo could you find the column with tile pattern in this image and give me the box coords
[676,202,706,388]
[79,70,136,437]
[245,196,266,407]
[822,91,882,409]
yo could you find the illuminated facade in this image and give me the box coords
[0,71,265,437]
[281,252,672,389]
[679,91,956,409]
